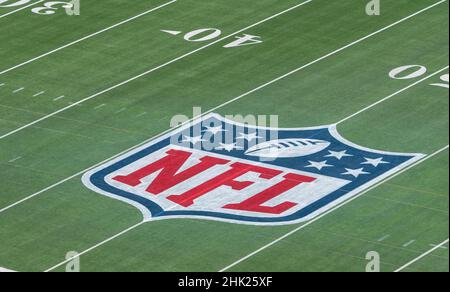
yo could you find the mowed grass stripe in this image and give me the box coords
[0,0,314,140]
[0,0,445,210]
[0,0,175,70]
[65,3,448,271]
[0,0,178,76]
[0,0,447,272]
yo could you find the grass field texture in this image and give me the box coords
[0,0,448,272]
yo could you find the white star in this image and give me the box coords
[204,125,226,135]
[325,150,353,160]
[236,132,261,142]
[215,143,244,152]
[305,160,333,171]
[182,135,205,145]
[342,168,370,178]
[362,157,389,167]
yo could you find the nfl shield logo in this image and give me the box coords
[82,114,424,225]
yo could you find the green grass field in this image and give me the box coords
[0,0,448,272]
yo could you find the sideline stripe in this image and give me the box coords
[395,239,449,272]
[0,0,314,141]
[0,0,178,76]
[0,3,446,215]
[0,0,44,19]
[219,146,449,272]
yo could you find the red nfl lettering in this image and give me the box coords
[167,162,282,207]
[113,149,228,194]
[112,148,318,215]
[83,114,423,225]
[223,173,316,214]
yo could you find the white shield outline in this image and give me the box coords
[82,113,425,226]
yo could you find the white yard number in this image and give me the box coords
[167,28,262,49]
[31,1,73,15]
[389,65,449,89]
[0,0,74,15]
[184,28,222,42]
[223,34,263,48]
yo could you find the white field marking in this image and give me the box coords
[38,146,450,272]
[45,198,181,272]
[0,83,5,87]
[2,3,449,269]
[0,2,445,214]
[44,221,146,272]
[0,0,177,76]
[403,240,416,247]
[219,146,449,272]
[0,0,44,19]
[53,95,65,101]
[395,239,449,272]
[0,267,16,272]
[378,234,391,242]
[429,243,448,249]
[8,156,22,163]
[336,66,449,125]
[32,91,45,97]
[136,112,147,117]
[366,194,448,214]
[161,29,181,35]
[12,87,24,93]
[0,0,314,141]
[115,108,127,114]
[94,103,106,110]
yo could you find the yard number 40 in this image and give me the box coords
[164,28,263,49]
[389,65,449,89]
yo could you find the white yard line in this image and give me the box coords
[0,266,16,272]
[44,221,146,272]
[2,1,448,271]
[395,239,449,272]
[336,67,449,125]
[32,91,45,97]
[0,2,445,216]
[429,243,448,249]
[219,146,449,272]
[0,0,177,76]
[0,0,44,19]
[1,0,445,143]
[0,0,314,141]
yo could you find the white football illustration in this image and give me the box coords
[245,138,330,158]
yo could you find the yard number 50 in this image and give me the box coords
[389,65,449,89]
